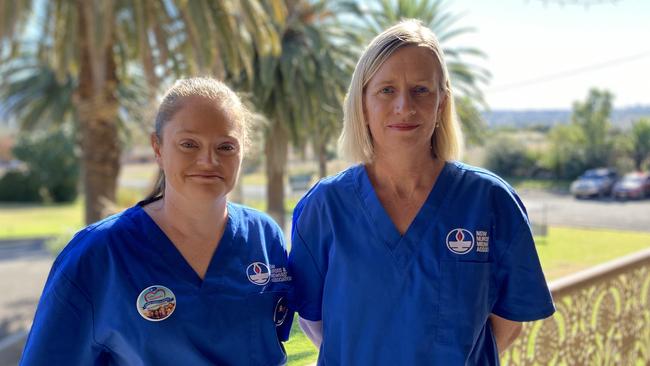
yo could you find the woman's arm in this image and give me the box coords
[489,313,522,354]
[298,317,323,348]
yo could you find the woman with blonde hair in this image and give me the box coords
[289,20,554,365]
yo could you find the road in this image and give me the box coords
[0,239,52,364]
[519,189,650,233]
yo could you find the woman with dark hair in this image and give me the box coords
[289,20,555,365]
[22,78,292,365]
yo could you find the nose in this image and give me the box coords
[395,91,415,115]
[197,147,219,166]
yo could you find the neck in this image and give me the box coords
[149,190,228,240]
[367,151,443,196]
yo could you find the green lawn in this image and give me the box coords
[1,202,649,366]
[536,226,650,280]
[0,201,83,239]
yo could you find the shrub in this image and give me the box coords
[11,129,80,203]
[0,170,42,202]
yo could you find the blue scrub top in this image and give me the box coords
[21,202,293,366]
[288,162,555,365]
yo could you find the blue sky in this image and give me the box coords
[445,0,650,110]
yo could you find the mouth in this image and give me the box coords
[187,172,225,180]
[387,123,419,131]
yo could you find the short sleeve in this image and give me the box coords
[20,271,107,365]
[492,225,556,322]
[288,226,325,322]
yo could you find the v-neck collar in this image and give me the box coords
[353,162,455,267]
[135,202,238,291]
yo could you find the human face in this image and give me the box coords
[152,96,243,203]
[363,46,446,157]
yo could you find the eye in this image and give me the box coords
[218,143,238,153]
[413,86,430,95]
[179,141,198,149]
[379,86,394,94]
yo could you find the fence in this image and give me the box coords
[502,248,650,365]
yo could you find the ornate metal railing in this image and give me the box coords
[502,248,650,365]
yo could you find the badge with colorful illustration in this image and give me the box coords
[137,285,176,321]
[274,297,289,326]
[246,262,271,285]
[446,228,475,255]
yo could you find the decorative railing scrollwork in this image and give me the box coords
[501,248,650,365]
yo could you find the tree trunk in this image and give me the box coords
[76,0,120,224]
[317,139,327,179]
[265,121,288,228]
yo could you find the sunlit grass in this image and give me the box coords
[0,200,83,239]
[535,226,650,280]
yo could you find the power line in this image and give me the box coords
[532,0,622,7]
[488,50,650,93]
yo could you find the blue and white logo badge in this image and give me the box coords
[446,228,475,255]
[274,297,289,326]
[247,262,271,285]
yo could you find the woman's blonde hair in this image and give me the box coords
[338,19,463,163]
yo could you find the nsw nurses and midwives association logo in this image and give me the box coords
[446,228,475,255]
[247,262,271,285]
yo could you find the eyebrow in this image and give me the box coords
[370,78,436,85]
[174,130,240,140]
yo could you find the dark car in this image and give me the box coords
[612,172,650,200]
[570,168,618,199]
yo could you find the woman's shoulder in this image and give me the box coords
[298,165,361,204]
[53,206,143,272]
[447,161,521,201]
[227,202,284,236]
[449,161,515,191]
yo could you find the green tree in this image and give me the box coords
[628,118,650,170]
[244,0,354,226]
[348,0,490,145]
[570,88,613,168]
[484,134,538,178]
[0,0,282,223]
[546,124,587,179]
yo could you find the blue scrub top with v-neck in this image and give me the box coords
[288,162,555,365]
[21,202,293,366]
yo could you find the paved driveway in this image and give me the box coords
[0,239,53,364]
[519,190,650,233]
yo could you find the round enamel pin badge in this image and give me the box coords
[446,228,475,255]
[137,285,176,321]
[246,262,271,285]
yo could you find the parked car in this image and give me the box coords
[570,168,618,199]
[612,172,650,200]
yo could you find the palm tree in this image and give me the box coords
[241,0,355,227]
[0,0,282,224]
[345,0,490,145]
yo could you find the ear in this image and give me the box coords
[151,133,163,167]
[361,90,369,126]
[437,91,447,117]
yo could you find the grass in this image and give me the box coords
[0,200,83,239]
[535,226,650,280]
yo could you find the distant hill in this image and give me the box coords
[483,105,650,129]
